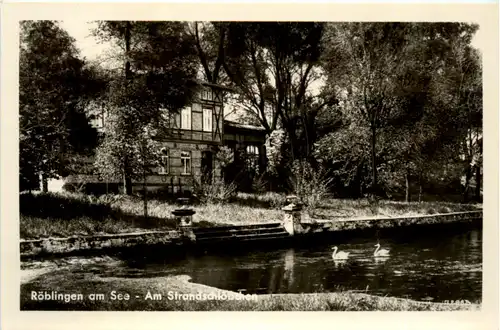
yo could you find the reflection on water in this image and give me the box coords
[85,227,482,302]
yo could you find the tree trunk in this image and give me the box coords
[123,174,133,195]
[405,171,410,203]
[370,124,377,196]
[418,174,423,203]
[40,172,48,193]
[463,165,472,203]
[143,168,148,220]
[122,22,133,196]
[125,22,131,80]
[475,165,481,202]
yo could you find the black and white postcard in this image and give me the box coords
[1,2,498,330]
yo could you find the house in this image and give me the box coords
[56,82,268,195]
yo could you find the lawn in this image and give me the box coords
[20,191,481,240]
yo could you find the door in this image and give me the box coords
[201,151,213,184]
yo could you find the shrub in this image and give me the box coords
[19,191,112,220]
[289,160,333,216]
[251,173,268,194]
[193,171,238,204]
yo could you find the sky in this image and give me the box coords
[59,20,485,122]
[60,21,106,61]
[60,20,485,64]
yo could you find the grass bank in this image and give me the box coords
[21,260,479,311]
[20,191,481,240]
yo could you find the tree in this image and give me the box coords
[211,23,333,158]
[20,21,105,192]
[92,21,199,196]
[322,23,424,196]
[188,22,229,85]
[429,26,482,202]
[320,23,482,199]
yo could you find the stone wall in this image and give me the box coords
[20,211,482,258]
[301,211,482,234]
[20,231,184,258]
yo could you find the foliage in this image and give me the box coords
[94,116,164,183]
[289,160,333,215]
[318,22,482,199]
[193,22,336,162]
[92,21,199,194]
[265,129,286,175]
[192,171,238,204]
[214,145,234,169]
[19,21,106,191]
[251,173,268,194]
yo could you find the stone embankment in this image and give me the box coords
[20,206,482,258]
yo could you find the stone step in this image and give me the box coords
[195,231,289,242]
[192,222,282,234]
[194,226,286,238]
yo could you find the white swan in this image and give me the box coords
[374,243,390,257]
[332,246,350,260]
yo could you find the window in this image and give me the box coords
[246,145,260,170]
[203,107,213,132]
[159,148,169,175]
[246,145,259,156]
[181,151,192,175]
[201,88,212,101]
[181,107,191,129]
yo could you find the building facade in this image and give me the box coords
[58,82,267,195]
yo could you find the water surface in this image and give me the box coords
[90,226,482,303]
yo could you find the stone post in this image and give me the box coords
[286,195,299,205]
[282,202,303,236]
[172,198,196,241]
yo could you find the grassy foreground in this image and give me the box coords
[20,191,481,240]
[21,260,479,311]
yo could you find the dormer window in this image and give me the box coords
[201,87,213,101]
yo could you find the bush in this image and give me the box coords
[193,171,238,204]
[289,160,333,216]
[20,191,112,220]
[251,173,268,194]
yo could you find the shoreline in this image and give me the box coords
[21,266,480,311]
[20,210,482,258]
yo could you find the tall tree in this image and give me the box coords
[429,26,482,202]
[188,22,229,85]
[322,23,420,196]
[92,21,199,195]
[222,23,334,158]
[20,21,105,192]
[321,22,481,198]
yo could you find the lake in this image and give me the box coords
[87,224,482,303]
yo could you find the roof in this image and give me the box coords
[191,80,236,92]
[224,120,267,132]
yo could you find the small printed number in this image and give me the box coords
[444,300,471,304]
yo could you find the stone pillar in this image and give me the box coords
[172,208,195,228]
[282,202,303,236]
[286,195,299,205]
